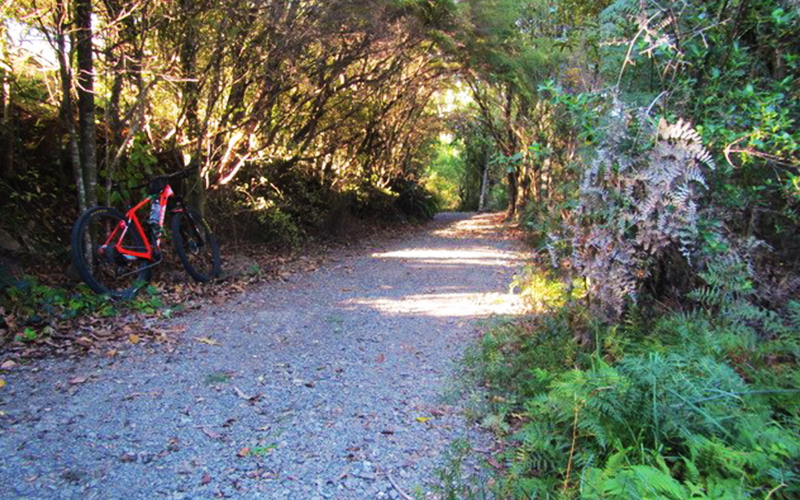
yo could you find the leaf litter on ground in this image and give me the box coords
[1,217,428,362]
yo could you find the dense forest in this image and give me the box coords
[2,0,800,497]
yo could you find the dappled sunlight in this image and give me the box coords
[432,212,512,239]
[346,213,527,319]
[372,248,516,267]
[344,291,526,318]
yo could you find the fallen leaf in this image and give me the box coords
[166,437,180,452]
[1,360,16,370]
[128,334,140,344]
[69,376,88,385]
[0,378,5,388]
[232,386,252,400]
[487,457,504,469]
[237,447,251,458]
[415,416,430,423]
[76,336,93,348]
[376,353,385,363]
[200,473,212,485]
[106,349,118,358]
[379,285,393,290]
[194,337,221,346]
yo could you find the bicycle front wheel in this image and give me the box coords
[172,208,220,282]
[71,206,151,299]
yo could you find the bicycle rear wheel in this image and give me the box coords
[172,208,220,282]
[71,206,151,299]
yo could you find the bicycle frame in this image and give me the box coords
[103,184,176,260]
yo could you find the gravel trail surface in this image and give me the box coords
[0,212,525,499]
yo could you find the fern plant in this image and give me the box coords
[466,306,800,499]
[548,110,715,316]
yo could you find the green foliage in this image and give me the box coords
[453,1,800,498]
[3,278,114,323]
[392,177,440,221]
[462,302,800,499]
[423,140,463,210]
[510,266,586,311]
[0,277,174,345]
[203,371,231,385]
[255,207,303,249]
[434,439,492,500]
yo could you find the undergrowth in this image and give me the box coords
[0,277,167,347]
[456,271,800,499]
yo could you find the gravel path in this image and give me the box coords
[0,212,525,500]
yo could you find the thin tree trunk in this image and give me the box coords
[55,1,86,214]
[0,65,12,177]
[75,0,98,209]
[180,0,205,214]
[503,87,518,220]
[0,17,13,178]
[478,163,489,212]
[102,42,123,205]
[506,170,518,219]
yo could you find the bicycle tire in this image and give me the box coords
[71,206,151,299]
[171,208,220,282]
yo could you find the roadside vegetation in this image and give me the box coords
[435,0,800,498]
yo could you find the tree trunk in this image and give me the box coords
[75,0,98,209]
[506,169,518,219]
[180,0,205,214]
[503,86,518,220]
[103,48,123,205]
[0,18,12,178]
[478,162,489,212]
[0,65,12,178]
[55,1,86,214]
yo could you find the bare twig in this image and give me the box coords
[617,10,665,89]
[387,473,414,500]
[645,90,668,116]
[724,137,799,170]
[562,400,583,493]
[765,483,785,500]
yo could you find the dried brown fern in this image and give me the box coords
[550,113,714,317]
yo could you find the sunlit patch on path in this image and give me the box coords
[346,291,526,317]
[372,248,515,267]
[351,240,527,317]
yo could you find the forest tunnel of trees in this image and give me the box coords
[3,0,800,496]
[4,0,797,260]
[2,0,799,313]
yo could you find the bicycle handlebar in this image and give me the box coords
[126,166,199,192]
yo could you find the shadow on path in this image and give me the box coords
[0,212,527,500]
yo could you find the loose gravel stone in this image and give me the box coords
[0,212,524,499]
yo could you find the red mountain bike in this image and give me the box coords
[70,168,220,299]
